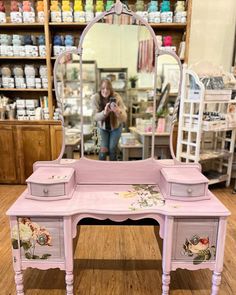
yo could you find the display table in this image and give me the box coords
[6,158,230,295]
[65,137,80,159]
[119,139,143,160]
[129,127,170,159]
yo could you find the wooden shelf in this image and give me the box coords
[0,56,46,60]
[203,100,235,104]
[128,87,153,91]
[204,171,229,185]
[208,175,228,185]
[185,99,235,104]
[200,150,232,161]
[0,120,60,124]
[49,22,87,27]
[0,88,48,92]
[0,23,44,27]
[149,22,187,29]
[48,22,186,30]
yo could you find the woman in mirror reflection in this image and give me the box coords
[91,79,127,161]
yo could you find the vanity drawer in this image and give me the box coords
[171,183,205,197]
[160,167,209,201]
[172,218,218,263]
[30,183,65,197]
[26,166,75,200]
[11,217,65,262]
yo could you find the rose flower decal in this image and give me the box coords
[183,234,216,265]
[11,217,52,260]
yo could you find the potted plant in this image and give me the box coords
[156,108,168,119]
[156,108,168,133]
[129,75,138,88]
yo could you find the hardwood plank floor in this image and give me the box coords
[0,184,236,295]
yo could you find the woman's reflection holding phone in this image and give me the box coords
[91,79,127,160]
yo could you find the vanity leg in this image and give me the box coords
[162,216,174,295]
[162,273,171,295]
[15,270,24,295]
[65,271,74,294]
[10,217,24,294]
[211,271,221,295]
[64,217,74,295]
[211,217,227,295]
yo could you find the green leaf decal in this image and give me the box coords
[205,251,211,260]
[22,241,31,250]
[12,239,19,249]
[41,253,52,259]
[193,255,205,265]
[25,252,32,259]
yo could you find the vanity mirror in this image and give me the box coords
[54,2,181,161]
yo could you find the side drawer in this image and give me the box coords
[172,218,218,264]
[30,183,65,197]
[11,217,65,261]
[171,183,205,197]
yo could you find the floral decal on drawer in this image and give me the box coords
[11,217,52,260]
[183,235,216,265]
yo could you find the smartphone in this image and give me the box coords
[109,97,116,104]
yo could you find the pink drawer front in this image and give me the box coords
[13,217,65,262]
[172,218,218,264]
[30,183,65,197]
[171,183,205,197]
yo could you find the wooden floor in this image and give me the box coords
[1,184,236,295]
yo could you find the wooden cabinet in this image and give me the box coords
[0,125,19,183]
[0,121,62,184]
[16,125,51,183]
[50,125,63,160]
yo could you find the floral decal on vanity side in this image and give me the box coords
[11,217,52,260]
[182,234,216,265]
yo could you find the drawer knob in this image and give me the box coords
[37,233,48,246]
[187,188,192,194]
[43,188,48,195]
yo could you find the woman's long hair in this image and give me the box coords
[98,78,114,112]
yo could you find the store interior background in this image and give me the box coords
[65,0,236,162]
[81,0,236,84]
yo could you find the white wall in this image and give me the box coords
[82,1,236,86]
[189,0,236,71]
[82,23,149,75]
[82,23,177,88]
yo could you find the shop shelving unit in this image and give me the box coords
[177,67,236,186]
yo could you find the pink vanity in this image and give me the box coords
[7,157,230,295]
[6,2,230,295]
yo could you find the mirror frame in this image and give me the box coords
[54,1,183,162]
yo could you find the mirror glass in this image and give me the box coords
[55,14,180,161]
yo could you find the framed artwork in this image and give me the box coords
[162,64,180,93]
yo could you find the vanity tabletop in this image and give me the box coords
[6,184,230,218]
